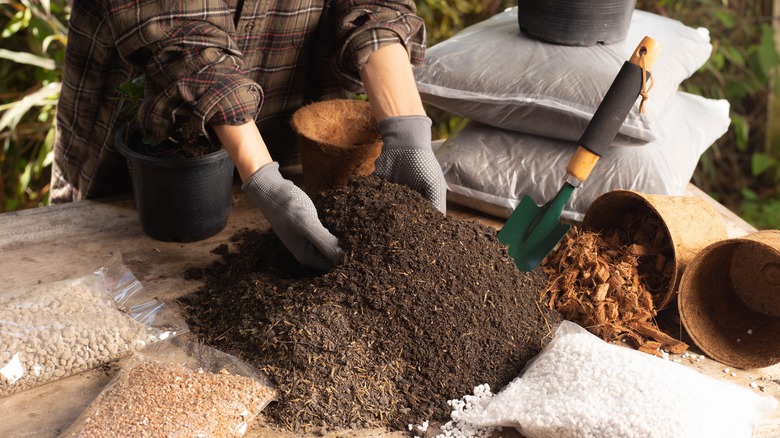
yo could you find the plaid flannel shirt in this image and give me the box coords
[52,0,425,203]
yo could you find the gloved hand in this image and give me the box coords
[242,162,341,271]
[374,116,447,214]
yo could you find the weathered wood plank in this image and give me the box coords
[0,183,776,438]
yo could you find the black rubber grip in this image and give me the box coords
[578,61,649,157]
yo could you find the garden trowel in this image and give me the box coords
[498,36,661,272]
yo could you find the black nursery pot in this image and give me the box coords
[115,124,234,243]
[518,0,636,46]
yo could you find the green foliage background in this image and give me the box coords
[0,0,66,211]
[1,0,779,229]
[635,0,780,229]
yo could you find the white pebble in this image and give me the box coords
[0,261,176,398]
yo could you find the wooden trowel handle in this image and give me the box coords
[567,36,661,183]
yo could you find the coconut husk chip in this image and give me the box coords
[541,226,688,356]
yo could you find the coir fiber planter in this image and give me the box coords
[115,124,234,243]
[518,0,636,46]
[291,99,383,196]
[582,190,728,311]
[678,230,780,370]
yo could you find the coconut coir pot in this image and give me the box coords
[678,230,780,369]
[582,190,728,311]
[291,99,383,196]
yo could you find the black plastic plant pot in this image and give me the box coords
[115,124,234,243]
[518,0,636,46]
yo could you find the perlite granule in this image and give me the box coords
[61,356,277,437]
[450,321,778,438]
[432,384,500,438]
[0,280,161,398]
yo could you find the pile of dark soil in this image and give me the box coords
[179,176,561,433]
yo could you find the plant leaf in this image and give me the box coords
[0,82,61,132]
[0,48,56,69]
[740,187,758,201]
[751,152,777,176]
[730,113,750,152]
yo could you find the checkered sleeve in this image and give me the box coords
[330,0,426,91]
[106,0,262,141]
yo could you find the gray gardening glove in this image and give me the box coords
[375,116,447,214]
[242,162,341,271]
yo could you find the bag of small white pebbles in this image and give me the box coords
[450,321,778,438]
[0,254,183,398]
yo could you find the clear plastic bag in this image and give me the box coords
[61,335,277,437]
[0,254,184,398]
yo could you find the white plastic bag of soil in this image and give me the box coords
[435,91,730,223]
[447,321,778,438]
[0,254,184,398]
[60,335,277,437]
[414,7,713,144]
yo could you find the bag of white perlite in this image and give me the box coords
[0,254,184,398]
[444,321,778,438]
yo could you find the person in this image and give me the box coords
[51,1,447,272]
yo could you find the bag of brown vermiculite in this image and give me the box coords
[60,336,277,438]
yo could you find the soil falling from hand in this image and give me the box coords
[180,176,560,433]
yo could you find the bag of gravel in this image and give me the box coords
[61,335,277,437]
[450,321,778,438]
[0,254,184,398]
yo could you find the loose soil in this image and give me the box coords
[179,176,561,433]
[123,123,220,159]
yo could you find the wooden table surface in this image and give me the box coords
[0,180,778,437]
